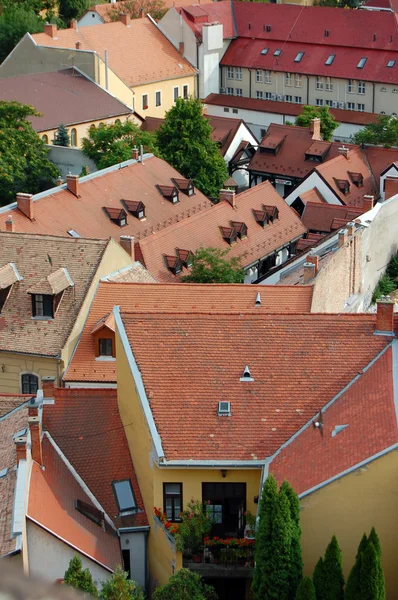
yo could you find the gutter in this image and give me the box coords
[159,460,265,468]
[118,526,150,533]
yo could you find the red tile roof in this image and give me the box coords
[87,0,199,22]
[28,435,122,570]
[0,156,211,239]
[0,70,133,132]
[299,188,326,205]
[0,394,30,418]
[178,2,236,39]
[137,181,307,281]
[43,388,147,528]
[120,311,393,461]
[270,346,397,495]
[64,281,314,383]
[302,201,364,232]
[364,146,398,182]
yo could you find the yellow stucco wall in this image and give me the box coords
[300,450,398,599]
[132,76,197,117]
[97,60,136,108]
[0,353,58,394]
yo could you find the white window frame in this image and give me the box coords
[227,87,234,96]
[347,80,354,94]
[256,90,263,99]
[256,70,263,83]
[316,76,324,90]
[294,74,302,88]
[347,102,355,111]
[325,77,333,91]
[285,95,293,103]
[264,92,272,100]
[357,103,365,112]
[173,86,179,101]
[142,94,149,110]
[294,96,302,104]
[155,90,162,107]
[235,67,242,81]
[285,72,292,87]
[316,98,324,106]
[236,88,243,97]
[264,70,272,84]
[227,67,234,79]
[358,81,365,95]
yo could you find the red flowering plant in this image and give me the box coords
[153,507,180,536]
[174,499,213,553]
[204,537,255,548]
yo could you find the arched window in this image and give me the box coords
[115,119,121,125]
[42,134,49,143]
[70,128,77,146]
[21,373,39,394]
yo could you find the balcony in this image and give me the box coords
[183,543,254,578]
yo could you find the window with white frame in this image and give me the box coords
[183,84,189,99]
[358,81,365,94]
[295,96,302,103]
[173,86,179,101]
[285,94,293,102]
[316,98,324,106]
[264,92,272,100]
[227,67,234,79]
[357,103,365,112]
[236,88,243,97]
[256,70,263,83]
[155,91,161,107]
[347,80,354,93]
[264,70,272,84]
[295,74,302,88]
[256,90,263,99]
[316,76,324,90]
[347,102,355,110]
[227,87,234,95]
[325,77,333,91]
[235,67,242,81]
[285,72,292,86]
[325,99,333,107]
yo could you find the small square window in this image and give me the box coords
[223,107,230,113]
[232,108,238,114]
[113,480,137,513]
[387,60,395,68]
[32,294,53,318]
[99,338,113,356]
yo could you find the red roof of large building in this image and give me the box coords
[301,201,363,232]
[178,2,236,39]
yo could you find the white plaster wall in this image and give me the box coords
[380,165,398,201]
[26,520,113,587]
[120,531,146,588]
[224,122,258,188]
[284,171,342,206]
[158,9,197,67]
[78,11,104,27]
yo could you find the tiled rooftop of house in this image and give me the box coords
[64,281,314,383]
[119,310,394,461]
[301,202,364,233]
[177,2,237,39]
[31,17,196,87]
[102,262,157,283]
[136,181,307,282]
[270,344,397,495]
[0,69,134,132]
[0,156,211,239]
[364,146,398,182]
[43,388,148,528]
[0,232,108,357]
[0,395,30,418]
[86,0,201,22]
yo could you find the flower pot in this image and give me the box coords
[192,554,202,563]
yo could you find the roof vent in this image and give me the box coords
[240,365,254,382]
[265,24,271,32]
[218,401,231,416]
[332,424,349,438]
[324,29,329,37]
[255,292,261,306]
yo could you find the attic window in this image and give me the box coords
[357,58,367,69]
[75,499,104,526]
[348,172,364,187]
[263,205,279,223]
[172,178,194,196]
[177,248,194,268]
[274,49,282,56]
[123,199,146,219]
[113,480,137,514]
[231,221,248,239]
[387,60,395,68]
[294,52,304,62]
[104,207,128,227]
[325,54,335,65]
[261,48,269,55]
[31,294,54,318]
[157,185,179,204]
[164,255,183,275]
[220,226,238,245]
[253,209,269,227]
[218,401,231,416]
[335,178,350,195]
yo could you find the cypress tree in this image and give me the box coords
[295,576,316,600]
[323,535,344,600]
[280,481,303,598]
[360,542,381,600]
[345,538,365,600]
[313,557,326,600]
[53,122,70,146]
[64,555,98,597]
[265,487,292,600]
[368,528,381,558]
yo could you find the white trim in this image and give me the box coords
[113,306,165,461]
[11,460,28,537]
[160,460,265,468]
[95,356,116,362]
[64,381,117,388]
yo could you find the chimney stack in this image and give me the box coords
[179,41,184,56]
[375,296,395,334]
[310,118,321,141]
[306,249,319,274]
[16,193,34,221]
[338,146,349,159]
[219,188,236,208]
[346,221,355,236]
[66,174,80,197]
[75,41,82,49]
[42,376,55,400]
[362,195,374,213]
[44,23,57,38]
[5,215,14,232]
[338,228,348,248]
[28,397,43,466]
[119,13,131,26]
[303,262,316,283]
[15,434,27,464]
[71,19,77,29]
[384,177,398,201]
[120,235,135,260]
[132,147,139,160]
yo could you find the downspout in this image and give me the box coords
[306,75,310,104]
[372,82,375,113]
[249,69,252,98]
[104,49,109,91]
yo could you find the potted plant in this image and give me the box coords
[244,510,256,539]
[175,499,213,561]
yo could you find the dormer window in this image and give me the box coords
[92,312,116,359]
[263,205,279,223]
[104,207,128,227]
[157,185,179,204]
[27,267,74,319]
[253,209,269,227]
[348,172,364,187]
[335,178,350,195]
[165,255,183,275]
[177,248,194,268]
[220,226,238,245]
[123,199,146,220]
[231,221,248,239]
[0,262,22,313]
[75,499,104,526]
[172,178,195,196]
[0,286,11,313]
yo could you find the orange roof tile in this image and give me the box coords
[137,181,307,282]
[0,394,30,418]
[120,311,393,461]
[299,188,326,206]
[302,201,363,233]
[64,281,314,383]
[88,0,204,23]
[31,18,196,87]
[270,346,397,495]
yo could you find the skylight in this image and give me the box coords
[357,58,367,69]
[274,49,282,57]
[294,52,304,62]
[218,401,231,416]
[67,229,81,238]
[113,480,136,513]
[261,48,269,55]
[325,54,335,66]
[387,60,396,68]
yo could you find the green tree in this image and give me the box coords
[313,557,326,600]
[368,528,382,558]
[152,569,218,600]
[82,120,156,170]
[266,486,292,600]
[295,576,316,600]
[58,0,89,23]
[53,123,70,147]
[313,536,344,600]
[0,101,59,206]
[181,247,244,284]
[345,534,368,600]
[156,97,228,199]
[352,115,398,148]
[280,481,303,598]
[100,566,144,600]
[107,0,167,21]
[64,555,98,597]
[361,541,385,600]
[295,105,339,141]
[0,5,44,63]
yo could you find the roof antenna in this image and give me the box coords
[313,409,324,436]
[255,292,261,306]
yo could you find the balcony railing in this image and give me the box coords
[183,544,255,568]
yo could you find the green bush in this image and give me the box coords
[295,576,316,600]
[372,274,396,303]
[152,569,218,600]
[64,555,98,597]
[175,499,213,552]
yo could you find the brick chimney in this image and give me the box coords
[132,147,139,160]
[71,19,77,29]
[15,435,27,464]
[119,13,131,26]
[338,228,348,248]
[66,174,80,197]
[75,41,82,49]
[120,235,135,260]
[28,397,43,466]
[303,262,316,283]
[346,221,355,236]
[179,41,184,56]
[219,188,236,208]
[310,118,321,141]
[362,195,374,212]
[384,177,398,200]
[5,215,14,232]
[306,249,319,274]
[42,376,55,400]
[375,296,395,334]
[44,23,57,38]
[338,146,349,159]
[16,193,34,221]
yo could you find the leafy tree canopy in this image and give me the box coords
[152,569,218,600]
[181,247,244,284]
[107,0,167,21]
[0,101,59,206]
[100,566,144,600]
[295,576,316,600]
[64,555,98,597]
[59,0,89,23]
[156,97,228,199]
[0,5,44,63]
[81,119,157,169]
[295,105,339,141]
[352,115,398,148]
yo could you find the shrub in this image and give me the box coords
[152,569,218,600]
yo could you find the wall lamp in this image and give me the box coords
[221,469,227,478]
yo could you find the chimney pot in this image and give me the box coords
[219,188,236,208]
[120,235,135,260]
[16,193,34,221]
[71,19,77,29]
[346,221,355,236]
[44,23,57,38]
[310,118,321,141]
[28,415,43,465]
[375,296,395,334]
[303,261,316,283]
[119,12,131,26]
[362,195,374,212]
[75,41,81,49]
[66,173,80,197]
[338,146,349,159]
[338,228,348,248]
[15,438,27,464]
[5,215,14,232]
[132,147,139,160]
[41,376,55,399]
[306,249,319,274]
[384,177,398,201]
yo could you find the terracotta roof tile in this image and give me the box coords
[0,395,30,418]
[32,18,196,88]
[302,201,363,232]
[299,188,326,205]
[0,263,21,290]
[179,2,236,39]
[88,0,199,22]
[120,311,393,460]
[102,262,157,283]
[26,267,74,295]
[364,146,398,182]
[64,281,314,383]
[270,347,397,495]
